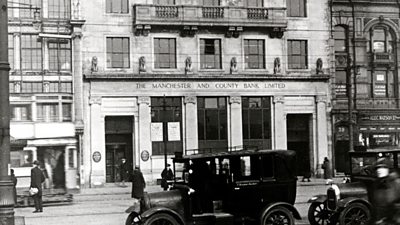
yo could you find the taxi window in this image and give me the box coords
[232,156,260,181]
[261,155,274,179]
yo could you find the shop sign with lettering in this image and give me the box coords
[134,82,287,90]
[360,115,400,121]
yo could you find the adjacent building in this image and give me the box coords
[8,0,84,189]
[81,0,332,187]
[331,0,400,173]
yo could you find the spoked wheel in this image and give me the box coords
[338,203,371,225]
[262,206,295,225]
[143,213,179,225]
[308,202,336,225]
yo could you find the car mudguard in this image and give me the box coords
[141,207,185,225]
[337,197,371,210]
[260,202,302,220]
[308,195,327,203]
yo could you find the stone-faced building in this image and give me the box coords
[7,0,84,189]
[80,0,332,187]
[331,0,400,173]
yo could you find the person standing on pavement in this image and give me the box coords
[131,166,146,200]
[119,158,129,187]
[322,157,333,185]
[31,160,46,213]
[161,163,174,191]
[11,169,17,206]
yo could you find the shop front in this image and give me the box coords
[83,78,330,186]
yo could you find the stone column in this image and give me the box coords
[138,97,151,173]
[184,96,198,152]
[273,96,287,149]
[229,96,242,148]
[316,95,329,177]
[89,96,105,186]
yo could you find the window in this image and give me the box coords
[198,97,227,141]
[37,103,59,122]
[62,103,72,121]
[231,156,260,181]
[8,34,14,70]
[60,82,72,93]
[242,97,271,149]
[335,70,347,97]
[334,26,347,53]
[371,70,394,98]
[106,37,130,68]
[21,34,42,70]
[49,40,71,71]
[106,0,128,13]
[155,0,175,4]
[11,150,33,167]
[10,104,31,121]
[154,38,176,69]
[151,97,183,155]
[369,27,394,53]
[17,0,40,18]
[200,39,221,69]
[48,82,59,93]
[287,0,306,17]
[48,0,70,19]
[244,39,265,69]
[203,0,220,5]
[287,40,308,69]
[21,82,43,93]
[245,0,263,7]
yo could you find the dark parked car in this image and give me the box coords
[125,148,301,225]
[307,149,400,225]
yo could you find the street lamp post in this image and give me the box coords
[162,96,168,170]
[0,0,14,224]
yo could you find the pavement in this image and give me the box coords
[14,177,343,225]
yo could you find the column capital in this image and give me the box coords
[316,95,328,104]
[89,96,102,105]
[273,96,285,104]
[184,96,197,105]
[138,96,150,105]
[229,96,241,105]
[13,33,20,37]
[72,32,83,40]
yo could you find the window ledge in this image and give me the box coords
[198,69,225,72]
[152,68,179,72]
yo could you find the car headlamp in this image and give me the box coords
[330,184,340,198]
[133,215,141,223]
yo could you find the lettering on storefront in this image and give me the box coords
[136,82,286,90]
[360,115,400,121]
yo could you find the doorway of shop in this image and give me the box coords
[105,116,134,183]
[287,114,312,176]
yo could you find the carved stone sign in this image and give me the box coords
[141,150,150,162]
[92,151,101,163]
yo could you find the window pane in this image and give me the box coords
[107,37,130,68]
[21,35,42,70]
[200,39,221,69]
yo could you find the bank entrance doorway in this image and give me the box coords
[287,114,312,176]
[105,116,134,183]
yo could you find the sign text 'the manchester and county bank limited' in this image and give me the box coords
[135,82,286,90]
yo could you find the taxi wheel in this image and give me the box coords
[308,202,336,225]
[262,206,294,225]
[125,213,138,225]
[338,203,371,225]
[143,213,180,225]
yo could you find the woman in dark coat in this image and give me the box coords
[131,166,146,199]
[322,157,332,184]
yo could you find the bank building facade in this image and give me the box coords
[80,0,332,186]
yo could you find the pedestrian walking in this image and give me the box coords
[161,163,174,191]
[131,166,146,200]
[119,158,129,187]
[11,169,17,206]
[322,157,332,185]
[30,160,45,213]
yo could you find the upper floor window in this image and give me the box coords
[154,0,175,4]
[154,38,176,69]
[49,39,71,72]
[106,0,128,14]
[200,39,221,69]
[334,26,347,53]
[106,37,130,68]
[8,34,14,70]
[21,34,42,70]
[368,27,394,53]
[37,103,59,122]
[17,0,41,18]
[245,0,263,7]
[10,104,32,121]
[287,40,308,69]
[287,0,306,17]
[48,0,70,19]
[203,0,220,6]
[244,39,265,69]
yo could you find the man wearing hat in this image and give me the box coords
[31,160,45,213]
[161,163,174,191]
[131,166,146,200]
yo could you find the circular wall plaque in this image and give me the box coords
[141,150,150,162]
[92,151,101,163]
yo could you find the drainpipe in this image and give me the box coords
[348,0,356,153]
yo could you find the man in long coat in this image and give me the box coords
[31,160,45,213]
[131,166,146,199]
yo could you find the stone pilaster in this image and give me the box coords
[89,96,105,186]
[273,96,287,149]
[229,96,243,148]
[184,96,198,152]
[138,97,151,171]
[316,95,329,177]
